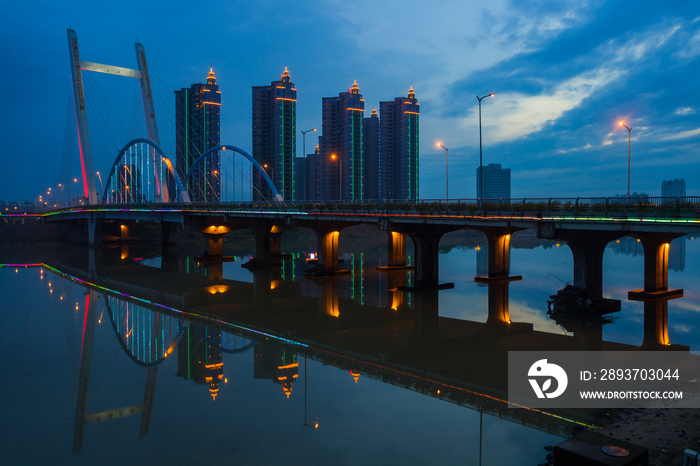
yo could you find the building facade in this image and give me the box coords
[379,86,420,200]
[661,179,686,197]
[295,144,321,201]
[252,67,297,201]
[476,163,511,199]
[175,68,221,202]
[318,81,365,201]
[363,107,380,200]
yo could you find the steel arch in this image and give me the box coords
[103,138,191,203]
[182,145,283,202]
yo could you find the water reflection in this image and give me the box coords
[2,235,698,464]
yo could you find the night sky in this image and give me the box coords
[2,0,699,201]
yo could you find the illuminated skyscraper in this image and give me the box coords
[318,81,365,201]
[252,67,297,201]
[254,343,298,399]
[379,86,419,200]
[176,325,224,401]
[175,68,221,202]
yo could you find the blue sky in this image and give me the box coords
[1,0,699,201]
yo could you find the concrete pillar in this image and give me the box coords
[203,233,224,256]
[408,231,441,289]
[87,218,103,248]
[474,227,522,281]
[629,233,683,299]
[388,232,407,267]
[270,225,283,257]
[568,242,606,298]
[161,222,178,245]
[573,327,603,351]
[315,229,340,272]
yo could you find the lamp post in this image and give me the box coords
[477,93,494,204]
[301,128,317,159]
[331,154,342,201]
[263,164,274,184]
[437,143,449,199]
[619,121,632,199]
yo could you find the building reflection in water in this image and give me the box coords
[176,325,224,401]
[254,343,298,398]
[609,235,686,271]
[22,242,695,460]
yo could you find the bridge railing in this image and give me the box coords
[42,196,700,219]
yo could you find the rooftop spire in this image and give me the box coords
[350,79,360,94]
[281,66,290,80]
[408,85,415,98]
[371,106,378,116]
[207,67,216,84]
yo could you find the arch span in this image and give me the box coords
[103,138,191,203]
[183,145,282,202]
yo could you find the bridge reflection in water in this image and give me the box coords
[30,242,692,458]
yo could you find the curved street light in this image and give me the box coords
[301,128,317,159]
[477,93,494,204]
[619,121,632,199]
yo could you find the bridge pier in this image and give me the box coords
[553,231,623,297]
[87,218,103,248]
[203,233,225,257]
[377,232,412,270]
[629,234,684,299]
[474,227,523,282]
[161,222,179,245]
[485,280,533,334]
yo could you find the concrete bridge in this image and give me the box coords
[43,203,700,308]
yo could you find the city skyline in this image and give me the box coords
[2,0,699,202]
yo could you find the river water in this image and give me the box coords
[0,231,697,465]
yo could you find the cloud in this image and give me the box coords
[662,128,700,140]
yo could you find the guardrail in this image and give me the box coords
[43,196,700,220]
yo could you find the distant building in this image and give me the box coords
[252,67,297,201]
[318,81,365,201]
[363,107,380,200]
[613,192,649,202]
[661,179,686,198]
[379,87,420,200]
[296,144,321,201]
[175,68,221,202]
[476,163,511,199]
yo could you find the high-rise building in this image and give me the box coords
[175,68,221,202]
[661,179,686,197]
[254,343,298,399]
[318,81,365,201]
[476,163,511,199]
[363,107,380,200]
[252,67,297,201]
[295,144,320,201]
[379,86,420,200]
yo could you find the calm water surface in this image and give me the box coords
[1,232,698,465]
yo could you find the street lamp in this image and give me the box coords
[477,93,494,204]
[619,121,632,199]
[263,164,274,184]
[437,143,449,199]
[301,128,317,159]
[331,154,342,201]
